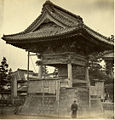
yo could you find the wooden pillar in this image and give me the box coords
[85,65,91,108]
[36,53,42,79]
[38,65,42,78]
[56,80,60,101]
[11,76,17,98]
[56,80,60,117]
[85,66,90,86]
[67,63,72,87]
[27,51,30,81]
[27,51,30,95]
[42,80,44,105]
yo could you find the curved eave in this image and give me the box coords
[2,26,78,40]
[84,25,114,46]
[2,28,81,44]
[2,26,114,48]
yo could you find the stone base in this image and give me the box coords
[19,87,89,117]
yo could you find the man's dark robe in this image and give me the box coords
[71,103,78,118]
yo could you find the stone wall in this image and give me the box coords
[20,95,57,116]
[0,106,15,115]
[58,87,89,117]
[19,87,89,117]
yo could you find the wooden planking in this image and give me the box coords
[28,79,59,94]
[71,59,86,66]
[42,52,86,60]
[42,52,86,66]
[72,65,85,79]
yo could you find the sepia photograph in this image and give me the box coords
[0,0,114,119]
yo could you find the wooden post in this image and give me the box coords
[56,80,60,101]
[27,51,30,95]
[56,80,60,117]
[38,65,42,78]
[36,53,42,79]
[67,63,72,87]
[27,51,30,81]
[42,80,44,106]
[11,76,17,99]
[85,65,91,108]
[13,77,17,97]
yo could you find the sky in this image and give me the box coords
[0,0,114,73]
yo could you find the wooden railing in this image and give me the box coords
[28,78,60,94]
[28,78,74,95]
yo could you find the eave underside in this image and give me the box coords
[2,25,113,52]
[4,32,113,55]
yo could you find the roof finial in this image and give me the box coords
[43,0,52,6]
[44,0,51,4]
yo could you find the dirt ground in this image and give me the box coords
[0,111,114,119]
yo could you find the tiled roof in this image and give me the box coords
[2,1,114,48]
[3,27,77,41]
[84,25,113,45]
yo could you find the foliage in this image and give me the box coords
[0,57,12,90]
[88,51,114,80]
[88,52,114,102]
[88,52,107,81]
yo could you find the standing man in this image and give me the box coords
[71,100,78,118]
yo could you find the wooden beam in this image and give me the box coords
[38,65,42,78]
[67,63,72,87]
[42,52,86,66]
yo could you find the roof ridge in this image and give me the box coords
[2,1,83,38]
[44,5,71,27]
[43,0,83,22]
